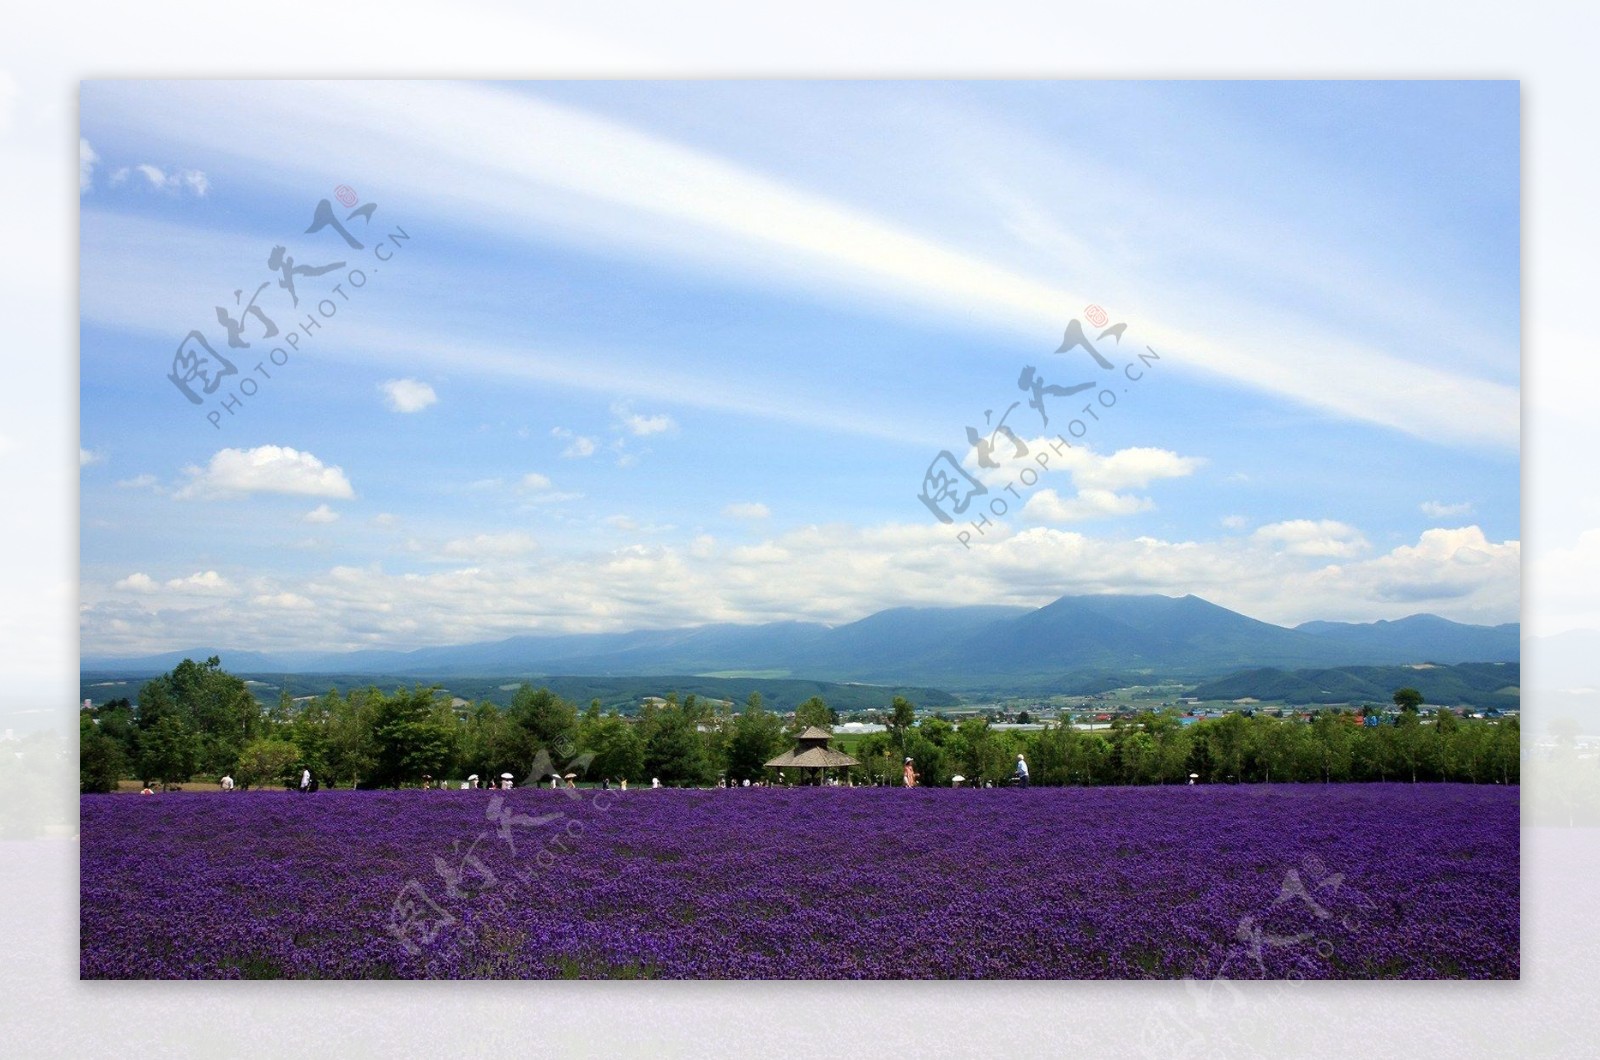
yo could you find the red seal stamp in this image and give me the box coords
[335,184,359,208]
[1084,304,1109,328]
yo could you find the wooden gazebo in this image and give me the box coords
[766,726,859,784]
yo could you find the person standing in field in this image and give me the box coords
[300,768,311,794]
[903,757,918,788]
[220,774,234,792]
[1014,753,1030,788]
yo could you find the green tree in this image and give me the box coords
[461,700,518,780]
[918,715,954,750]
[584,714,647,783]
[140,713,200,786]
[1489,716,1520,785]
[726,696,786,782]
[888,696,916,758]
[855,732,899,786]
[508,684,579,763]
[1311,711,1356,782]
[236,737,302,789]
[1205,712,1249,783]
[1393,707,1425,783]
[1431,707,1461,780]
[88,698,140,767]
[902,729,948,786]
[1116,729,1158,785]
[1145,712,1192,785]
[1393,687,1425,712]
[79,713,127,793]
[953,717,1010,785]
[1358,723,1399,782]
[325,688,378,787]
[793,696,836,732]
[370,686,457,787]
[289,694,333,779]
[644,704,710,786]
[1245,716,1295,783]
[164,656,261,775]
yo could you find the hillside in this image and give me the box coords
[82,593,1520,691]
[1187,662,1521,710]
[79,671,958,715]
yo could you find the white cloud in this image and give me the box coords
[78,81,1518,450]
[551,427,597,458]
[520,472,553,491]
[722,502,771,519]
[81,520,1519,657]
[113,573,156,593]
[961,443,1199,527]
[612,403,677,436]
[379,378,438,413]
[967,441,1204,493]
[1252,519,1370,558]
[1221,515,1249,530]
[176,446,355,500]
[603,515,674,534]
[440,532,539,559]
[303,504,340,524]
[1303,526,1518,616]
[1054,446,1206,491]
[124,163,210,196]
[79,447,103,467]
[373,513,399,527]
[253,592,315,610]
[79,138,98,193]
[1421,500,1474,518]
[1023,488,1154,523]
[116,474,159,490]
[163,570,233,595]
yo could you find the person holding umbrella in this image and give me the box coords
[902,757,917,788]
[500,772,514,790]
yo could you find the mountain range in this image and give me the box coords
[81,593,1520,692]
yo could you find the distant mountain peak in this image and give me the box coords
[82,593,1520,688]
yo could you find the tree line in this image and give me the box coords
[79,658,1519,791]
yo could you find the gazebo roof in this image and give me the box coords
[765,724,858,770]
[766,745,860,769]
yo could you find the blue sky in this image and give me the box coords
[78,80,1520,657]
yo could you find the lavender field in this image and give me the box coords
[79,784,1518,979]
